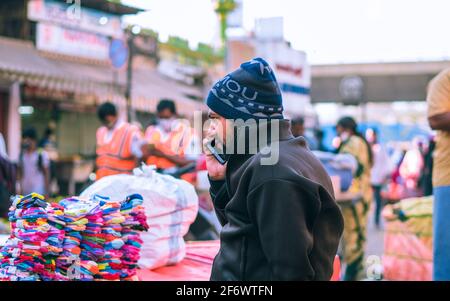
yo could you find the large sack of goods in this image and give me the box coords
[313,151,357,192]
[382,196,433,281]
[81,164,199,270]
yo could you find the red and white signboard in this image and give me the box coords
[36,22,110,61]
[28,0,123,38]
[255,39,312,117]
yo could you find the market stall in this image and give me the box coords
[382,196,433,281]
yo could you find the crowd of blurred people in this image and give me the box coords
[290,113,437,280]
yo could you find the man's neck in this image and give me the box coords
[108,120,124,131]
[229,119,293,155]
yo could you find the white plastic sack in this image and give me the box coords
[312,151,358,175]
[80,164,199,269]
[139,237,186,268]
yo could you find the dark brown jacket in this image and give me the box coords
[209,120,344,281]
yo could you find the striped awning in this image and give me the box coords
[0,36,206,117]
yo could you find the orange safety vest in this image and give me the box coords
[145,126,184,169]
[145,123,195,169]
[96,122,139,180]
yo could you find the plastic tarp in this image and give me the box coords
[313,151,357,192]
[382,196,433,281]
[137,240,341,281]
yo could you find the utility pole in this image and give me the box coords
[124,25,141,123]
[214,0,236,47]
[213,0,236,71]
[124,34,133,123]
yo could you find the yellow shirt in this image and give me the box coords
[427,68,450,187]
[339,135,372,203]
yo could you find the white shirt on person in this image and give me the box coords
[20,150,50,196]
[371,143,394,186]
[0,133,7,159]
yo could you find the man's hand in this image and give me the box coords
[203,128,227,181]
[141,144,166,158]
[149,147,166,158]
[428,112,450,131]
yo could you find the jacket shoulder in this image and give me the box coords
[244,151,320,192]
[242,140,334,198]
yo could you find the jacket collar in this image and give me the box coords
[225,119,293,162]
[274,119,294,141]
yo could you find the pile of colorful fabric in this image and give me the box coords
[0,193,148,281]
[120,194,148,280]
[0,193,57,280]
[55,198,89,280]
[382,196,433,281]
[59,197,103,281]
[96,196,124,280]
[41,202,66,280]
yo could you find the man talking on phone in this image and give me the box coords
[204,58,344,281]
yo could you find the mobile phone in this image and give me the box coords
[206,139,228,165]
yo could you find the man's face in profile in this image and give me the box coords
[207,110,229,146]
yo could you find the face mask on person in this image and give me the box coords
[21,142,31,150]
[158,118,175,132]
[340,131,350,142]
[104,120,116,130]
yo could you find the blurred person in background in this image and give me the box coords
[39,123,59,195]
[95,102,143,180]
[399,137,424,196]
[366,128,394,229]
[143,99,197,179]
[0,132,7,159]
[421,137,435,197]
[335,116,373,281]
[314,128,328,152]
[383,148,407,202]
[0,134,16,219]
[427,68,450,280]
[39,123,58,156]
[18,127,50,197]
[291,116,318,150]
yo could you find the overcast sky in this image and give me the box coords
[123,0,450,65]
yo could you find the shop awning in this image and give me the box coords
[0,36,206,117]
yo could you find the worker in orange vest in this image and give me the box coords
[142,99,199,181]
[95,102,144,180]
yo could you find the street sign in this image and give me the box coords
[109,39,129,69]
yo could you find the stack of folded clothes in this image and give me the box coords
[0,193,148,281]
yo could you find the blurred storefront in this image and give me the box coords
[0,0,207,155]
[0,0,207,194]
